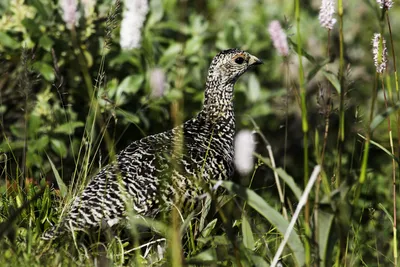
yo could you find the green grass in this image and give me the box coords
[1,0,400,266]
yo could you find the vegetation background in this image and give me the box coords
[0,0,399,266]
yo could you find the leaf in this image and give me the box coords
[38,35,54,52]
[0,32,20,49]
[51,139,68,158]
[47,154,67,198]
[220,180,305,266]
[201,218,217,238]
[307,58,331,81]
[32,61,55,81]
[370,101,400,131]
[358,134,400,165]
[185,36,203,56]
[242,215,255,250]
[275,168,302,201]
[288,38,316,63]
[255,154,302,201]
[160,43,183,67]
[54,121,84,135]
[147,0,164,26]
[117,75,144,96]
[322,70,341,93]
[187,248,217,264]
[318,211,335,267]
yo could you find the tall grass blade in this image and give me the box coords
[47,154,67,198]
[220,180,305,266]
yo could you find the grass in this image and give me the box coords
[1,0,400,266]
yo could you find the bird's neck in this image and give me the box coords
[201,79,234,121]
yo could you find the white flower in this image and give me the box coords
[234,130,256,176]
[60,0,78,29]
[268,21,289,57]
[120,0,149,50]
[377,0,394,9]
[318,0,337,30]
[150,68,166,98]
[82,0,95,18]
[372,33,388,74]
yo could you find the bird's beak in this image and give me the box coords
[248,54,263,66]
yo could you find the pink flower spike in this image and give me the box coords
[319,0,337,30]
[268,20,289,57]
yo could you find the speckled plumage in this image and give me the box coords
[42,48,262,240]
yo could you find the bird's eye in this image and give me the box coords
[235,57,245,64]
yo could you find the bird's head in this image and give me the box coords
[207,48,263,84]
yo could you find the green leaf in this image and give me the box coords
[185,36,203,56]
[32,61,55,82]
[322,70,341,93]
[147,0,164,26]
[117,75,144,96]
[242,215,255,250]
[220,180,305,266]
[201,218,217,238]
[370,101,400,131]
[51,139,68,158]
[54,121,84,135]
[160,43,183,67]
[275,168,302,201]
[47,154,67,198]
[0,32,20,49]
[38,35,54,52]
[318,211,334,267]
[187,248,217,264]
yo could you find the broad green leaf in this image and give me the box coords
[242,215,255,250]
[160,43,183,67]
[220,180,305,266]
[201,218,217,238]
[249,255,270,267]
[0,32,20,49]
[188,248,217,264]
[54,121,84,135]
[117,74,144,96]
[38,35,54,52]
[47,155,67,198]
[318,211,334,267]
[322,70,340,93]
[51,139,68,158]
[32,61,55,81]
[185,36,203,56]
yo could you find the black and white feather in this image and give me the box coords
[42,48,262,240]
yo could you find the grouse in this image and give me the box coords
[42,48,262,240]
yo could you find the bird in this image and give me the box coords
[42,48,262,240]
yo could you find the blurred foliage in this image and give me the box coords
[0,0,400,266]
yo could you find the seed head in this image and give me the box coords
[150,68,166,98]
[268,21,289,57]
[372,33,388,74]
[120,0,149,50]
[377,0,394,9]
[234,130,256,176]
[318,0,337,30]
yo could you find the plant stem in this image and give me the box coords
[337,0,345,189]
[386,12,398,267]
[295,0,310,265]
